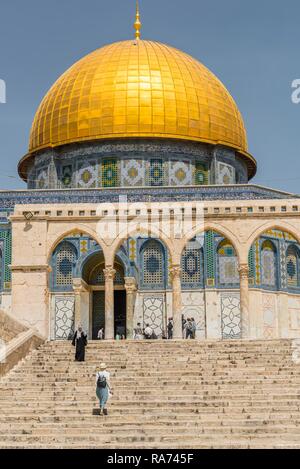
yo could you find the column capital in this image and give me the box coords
[238,264,249,279]
[73,278,89,293]
[103,267,116,281]
[124,277,137,293]
[170,264,182,280]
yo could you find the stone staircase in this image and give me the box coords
[0,339,300,448]
[0,309,27,344]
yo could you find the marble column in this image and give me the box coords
[104,267,116,340]
[170,265,182,339]
[239,264,250,339]
[73,278,83,329]
[124,277,137,339]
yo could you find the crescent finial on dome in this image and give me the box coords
[134,0,142,40]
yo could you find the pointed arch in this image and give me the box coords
[182,223,241,263]
[47,226,107,264]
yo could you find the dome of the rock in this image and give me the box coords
[18,39,256,180]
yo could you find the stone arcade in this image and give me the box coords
[1,9,300,343]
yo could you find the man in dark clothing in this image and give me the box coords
[72,325,88,361]
[191,317,197,339]
[186,318,194,339]
[182,315,186,338]
[167,318,173,339]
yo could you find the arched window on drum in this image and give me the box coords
[141,240,166,289]
[261,240,277,289]
[286,244,300,289]
[217,240,239,287]
[181,239,203,288]
[54,241,78,289]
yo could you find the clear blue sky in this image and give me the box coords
[0,0,299,192]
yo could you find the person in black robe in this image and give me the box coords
[167,318,173,339]
[72,325,87,362]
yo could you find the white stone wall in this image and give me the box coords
[11,270,49,337]
[288,295,300,337]
[0,293,12,316]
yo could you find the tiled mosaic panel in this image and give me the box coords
[262,294,277,339]
[181,244,202,285]
[219,257,239,285]
[261,241,276,287]
[218,241,239,285]
[248,245,255,285]
[143,296,164,337]
[265,229,297,241]
[80,239,89,255]
[254,239,261,285]
[204,231,215,286]
[216,162,235,185]
[129,238,137,262]
[286,246,299,287]
[102,159,119,187]
[279,240,287,289]
[61,165,73,188]
[121,159,144,186]
[56,242,77,286]
[55,296,75,340]
[148,159,164,186]
[0,230,11,289]
[76,161,97,188]
[36,167,49,189]
[221,293,241,339]
[195,162,208,185]
[169,160,192,186]
[142,240,164,287]
[0,241,3,290]
[181,291,206,339]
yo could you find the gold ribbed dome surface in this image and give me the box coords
[29,40,249,155]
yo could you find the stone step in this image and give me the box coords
[1,338,300,448]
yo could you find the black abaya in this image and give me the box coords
[72,332,87,361]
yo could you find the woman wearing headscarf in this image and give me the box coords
[72,325,87,362]
[96,363,112,415]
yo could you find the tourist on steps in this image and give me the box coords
[72,325,88,361]
[96,363,112,416]
[186,318,194,339]
[97,327,104,340]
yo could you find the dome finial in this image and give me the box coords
[134,0,142,40]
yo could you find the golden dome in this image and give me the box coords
[21,40,256,178]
